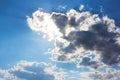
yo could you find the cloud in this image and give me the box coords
[0,69,17,80]
[0,61,65,80]
[58,5,66,9]
[79,5,84,11]
[65,71,93,80]
[27,9,120,68]
[0,61,96,80]
[90,67,120,80]
[0,61,120,80]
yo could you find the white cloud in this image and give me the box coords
[0,61,97,80]
[79,5,84,11]
[0,69,17,80]
[0,61,65,80]
[27,10,62,41]
[65,70,94,80]
[58,5,66,9]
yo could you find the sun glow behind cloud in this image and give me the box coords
[27,9,120,65]
[26,9,120,80]
[27,10,62,41]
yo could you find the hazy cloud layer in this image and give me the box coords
[0,61,65,80]
[27,9,120,70]
[90,66,120,80]
[0,61,97,80]
[0,61,120,80]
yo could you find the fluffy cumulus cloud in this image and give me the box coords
[27,9,120,66]
[27,9,120,79]
[0,61,65,80]
[0,69,17,80]
[0,61,96,80]
[0,61,120,80]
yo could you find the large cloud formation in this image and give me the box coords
[27,9,120,68]
[0,61,120,80]
[0,61,96,80]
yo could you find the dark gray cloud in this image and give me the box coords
[51,13,68,33]
[64,22,120,65]
[69,17,79,27]
[27,9,120,67]
[51,11,120,65]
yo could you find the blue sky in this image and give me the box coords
[0,0,120,80]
